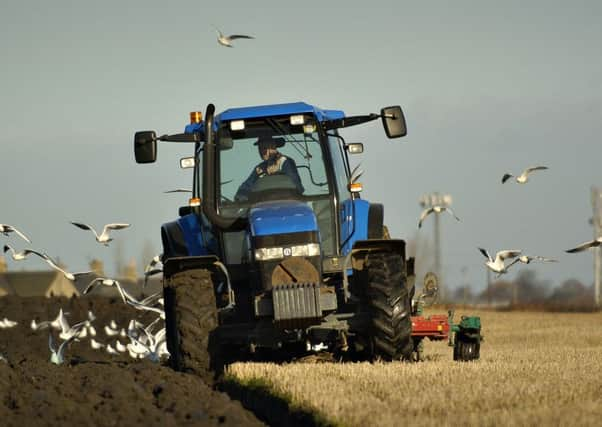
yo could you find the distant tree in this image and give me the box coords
[451,285,474,305]
[514,269,550,304]
[478,279,513,303]
[547,279,593,306]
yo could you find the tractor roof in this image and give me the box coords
[216,101,345,122]
[184,102,345,134]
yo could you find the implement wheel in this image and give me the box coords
[365,252,413,361]
[453,335,480,361]
[163,268,218,380]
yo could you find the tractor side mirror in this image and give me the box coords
[134,131,157,163]
[381,106,407,139]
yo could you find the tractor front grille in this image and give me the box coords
[272,282,321,329]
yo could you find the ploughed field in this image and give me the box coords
[228,309,602,426]
[0,296,263,427]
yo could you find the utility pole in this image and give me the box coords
[592,187,601,308]
[420,192,453,302]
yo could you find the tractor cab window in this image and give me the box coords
[218,118,329,205]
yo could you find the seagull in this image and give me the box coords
[21,249,92,281]
[0,224,31,243]
[31,308,71,332]
[49,333,78,365]
[0,318,18,329]
[84,277,137,304]
[502,166,548,184]
[418,206,460,228]
[3,245,37,261]
[70,222,130,246]
[106,344,119,355]
[90,338,105,350]
[566,237,602,253]
[478,247,522,276]
[213,26,254,47]
[515,255,558,264]
[143,255,163,288]
[104,325,120,337]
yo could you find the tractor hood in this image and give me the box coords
[249,200,318,237]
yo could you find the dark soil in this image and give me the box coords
[0,296,264,427]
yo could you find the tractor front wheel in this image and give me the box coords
[163,268,218,381]
[364,252,413,361]
[453,336,480,361]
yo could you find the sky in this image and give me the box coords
[1,0,601,296]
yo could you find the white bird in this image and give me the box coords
[0,318,18,328]
[566,237,602,253]
[84,277,137,304]
[143,255,163,288]
[115,340,127,353]
[3,244,39,261]
[31,308,70,332]
[19,249,91,281]
[104,325,120,337]
[0,224,31,243]
[57,311,90,341]
[513,255,558,264]
[502,166,548,184]
[106,344,119,355]
[213,26,254,47]
[87,325,97,337]
[109,320,118,330]
[70,222,130,246]
[49,333,77,365]
[418,206,460,228]
[478,247,522,276]
[90,338,105,350]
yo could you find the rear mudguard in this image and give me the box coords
[161,213,217,259]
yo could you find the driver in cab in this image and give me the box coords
[235,135,304,201]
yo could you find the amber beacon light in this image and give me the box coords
[189,111,203,124]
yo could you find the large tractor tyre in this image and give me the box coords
[453,336,480,361]
[365,252,413,361]
[164,268,218,380]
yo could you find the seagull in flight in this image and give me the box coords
[49,333,78,365]
[70,222,130,246]
[418,206,460,228]
[506,255,558,270]
[0,224,31,243]
[565,237,602,253]
[21,249,92,281]
[3,244,39,261]
[478,247,522,276]
[143,254,163,288]
[501,166,548,184]
[213,26,254,47]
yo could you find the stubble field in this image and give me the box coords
[227,309,602,426]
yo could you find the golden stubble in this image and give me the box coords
[227,310,602,427]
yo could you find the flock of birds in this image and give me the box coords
[417,165,601,277]
[0,220,166,365]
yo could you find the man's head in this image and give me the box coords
[255,136,285,161]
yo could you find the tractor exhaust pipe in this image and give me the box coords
[202,104,246,231]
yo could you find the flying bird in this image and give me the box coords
[0,224,31,243]
[3,244,39,261]
[70,222,130,246]
[501,166,548,184]
[565,237,602,253]
[478,247,522,276]
[143,255,163,288]
[418,206,460,228]
[49,333,78,365]
[213,26,254,47]
[22,249,91,281]
[0,318,18,329]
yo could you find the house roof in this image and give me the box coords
[1,271,80,297]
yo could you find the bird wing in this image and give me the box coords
[525,166,548,175]
[227,34,254,40]
[497,250,522,261]
[8,225,32,243]
[478,247,493,262]
[565,239,599,253]
[83,278,103,295]
[104,223,130,230]
[534,256,558,262]
[506,258,521,270]
[71,221,96,233]
[501,173,513,184]
[444,207,460,221]
[163,189,192,193]
[418,207,434,228]
[3,245,14,255]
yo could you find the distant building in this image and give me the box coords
[0,271,80,298]
[0,273,16,297]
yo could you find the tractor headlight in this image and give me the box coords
[255,243,320,261]
[255,247,284,261]
[290,243,320,257]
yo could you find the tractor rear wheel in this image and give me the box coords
[163,268,218,381]
[365,252,413,361]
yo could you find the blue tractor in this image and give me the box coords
[134,101,414,375]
